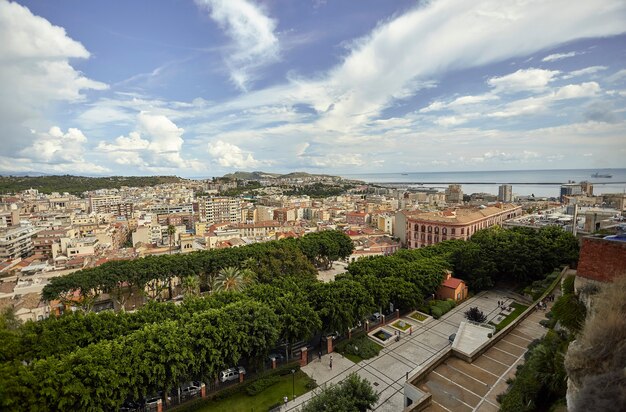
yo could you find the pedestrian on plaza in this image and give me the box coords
[318,351,322,361]
[329,355,333,370]
[284,396,288,404]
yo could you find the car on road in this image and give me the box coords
[220,366,246,382]
[448,333,456,344]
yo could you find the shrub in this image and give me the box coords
[465,307,487,323]
[431,307,443,319]
[246,376,280,396]
[336,335,382,360]
[562,276,575,295]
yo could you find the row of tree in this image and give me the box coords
[41,231,352,309]
[0,299,278,411]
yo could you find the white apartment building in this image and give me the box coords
[89,195,122,213]
[199,197,242,224]
[0,224,38,260]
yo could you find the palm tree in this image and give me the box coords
[166,224,177,299]
[181,275,199,297]
[167,224,176,254]
[215,266,256,292]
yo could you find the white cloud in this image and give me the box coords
[542,51,581,62]
[488,68,559,93]
[195,0,280,91]
[96,113,196,169]
[20,127,87,163]
[554,82,600,99]
[0,1,107,158]
[207,140,262,168]
[489,82,601,118]
[606,69,626,83]
[0,126,110,175]
[420,94,498,113]
[562,66,607,79]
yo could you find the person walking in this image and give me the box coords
[318,351,322,362]
[329,355,333,370]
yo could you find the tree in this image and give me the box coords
[167,224,176,254]
[464,307,487,323]
[181,275,199,297]
[302,373,379,412]
[215,266,255,292]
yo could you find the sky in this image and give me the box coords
[1,0,626,178]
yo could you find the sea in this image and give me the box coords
[340,169,626,198]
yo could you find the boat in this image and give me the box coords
[591,172,612,178]
[401,173,409,176]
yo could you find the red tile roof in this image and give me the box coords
[441,277,464,289]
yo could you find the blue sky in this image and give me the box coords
[1,0,625,177]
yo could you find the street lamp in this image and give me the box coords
[291,369,295,400]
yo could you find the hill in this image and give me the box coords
[0,175,184,195]
[222,171,339,180]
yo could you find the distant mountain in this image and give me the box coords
[222,171,339,180]
[0,171,51,177]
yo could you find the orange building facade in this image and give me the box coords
[437,272,468,301]
[406,204,522,249]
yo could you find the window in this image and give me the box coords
[442,227,447,235]
[451,228,455,235]
[428,226,432,233]
[461,228,465,235]
[421,225,426,232]
[434,227,439,234]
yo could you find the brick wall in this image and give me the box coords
[577,237,626,283]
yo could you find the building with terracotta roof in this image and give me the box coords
[406,204,522,248]
[437,271,468,301]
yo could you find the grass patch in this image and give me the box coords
[392,320,411,331]
[335,335,383,363]
[409,312,428,322]
[494,303,528,332]
[191,370,314,412]
[343,353,363,364]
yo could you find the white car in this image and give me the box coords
[220,366,246,382]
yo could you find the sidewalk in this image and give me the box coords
[279,290,520,411]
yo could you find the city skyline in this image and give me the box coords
[1,0,626,177]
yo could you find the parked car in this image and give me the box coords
[180,381,201,397]
[268,352,285,362]
[143,392,168,411]
[370,312,382,321]
[448,333,456,344]
[119,400,140,412]
[325,331,340,340]
[220,366,246,383]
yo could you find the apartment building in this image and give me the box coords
[346,211,369,225]
[198,197,242,224]
[377,215,394,234]
[445,184,463,204]
[406,204,522,249]
[89,195,122,213]
[273,207,297,222]
[0,224,38,260]
[498,184,513,202]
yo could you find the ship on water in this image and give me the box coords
[591,172,613,178]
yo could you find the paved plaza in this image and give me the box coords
[279,289,534,411]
